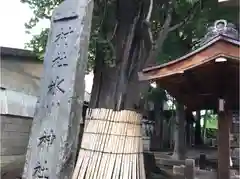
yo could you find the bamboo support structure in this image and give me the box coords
[72,108,146,179]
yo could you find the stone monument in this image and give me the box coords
[22,0,93,178]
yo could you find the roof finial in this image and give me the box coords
[200,19,239,45]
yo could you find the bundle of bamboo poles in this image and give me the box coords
[72,108,146,179]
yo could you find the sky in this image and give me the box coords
[0,0,50,49]
[0,0,93,93]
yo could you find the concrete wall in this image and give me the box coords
[1,56,43,96]
[1,55,91,100]
[0,115,32,156]
[0,54,39,175]
[0,114,33,176]
[0,49,91,176]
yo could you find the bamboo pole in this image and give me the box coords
[103,110,122,179]
[92,109,115,178]
[112,111,128,179]
[72,109,145,179]
[72,109,101,178]
[85,109,111,178]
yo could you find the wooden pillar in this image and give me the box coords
[178,103,186,160]
[173,102,186,160]
[217,99,231,179]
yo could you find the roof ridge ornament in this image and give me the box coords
[200,19,239,45]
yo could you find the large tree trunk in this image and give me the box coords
[86,1,176,177]
[89,0,176,111]
[89,0,151,110]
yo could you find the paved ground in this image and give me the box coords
[2,148,239,179]
[1,155,25,179]
[1,168,22,179]
[149,148,239,179]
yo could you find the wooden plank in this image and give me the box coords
[22,0,94,178]
[142,37,239,73]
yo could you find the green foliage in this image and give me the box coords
[204,110,218,138]
[203,110,218,129]
[157,31,189,64]
[21,0,117,69]
[157,0,239,64]
[145,87,167,104]
[21,0,238,111]
[21,0,62,60]
[25,28,49,60]
[21,0,61,20]
[21,0,238,72]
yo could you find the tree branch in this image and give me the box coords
[146,0,153,22]
[41,14,51,20]
[144,0,175,67]
[142,0,154,47]
[110,22,118,40]
[169,1,202,32]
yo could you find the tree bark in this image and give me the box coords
[89,0,177,111]
[89,0,151,111]
[172,102,186,160]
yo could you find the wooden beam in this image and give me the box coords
[158,64,239,110]
[217,99,231,179]
[218,0,239,7]
[182,70,206,99]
